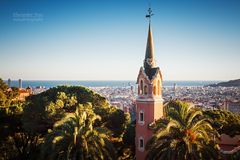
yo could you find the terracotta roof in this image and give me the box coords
[19,89,28,94]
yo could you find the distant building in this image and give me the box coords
[32,86,47,95]
[8,78,11,87]
[26,86,33,94]
[173,82,177,97]
[17,88,31,101]
[111,101,122,109]
[222,99,240,113]
[11,87,32,101]
[135,8,164,160]
[130,85,134,92]
[18,79,22,88]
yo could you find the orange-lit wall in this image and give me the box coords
[135,68,163,160]
[135,100,163,160]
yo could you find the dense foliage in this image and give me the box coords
[0,79,133,160]
[146,101,220,160]
[41,103,116,160]
[0,79,31,160]
[204,109,240,137]
[0,79,19,107]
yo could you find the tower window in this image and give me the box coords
[153,85,156,95]
[140,80,143,95]
[144,85,147,95]
[139,137,144,151]
[139,110,144,124]
[158,80,161,95]
[140,112,144,121]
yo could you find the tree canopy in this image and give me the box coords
[204,109,240,137]
[147,101,220,160]
[0,81,132,160]
[41,103,116,160]
[22,86,130,139]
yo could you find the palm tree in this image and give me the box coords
[41,103,116,160]
[146,100,220,160]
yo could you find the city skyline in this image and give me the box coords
[0,0,240,81]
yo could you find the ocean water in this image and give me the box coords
[5,80,221,88]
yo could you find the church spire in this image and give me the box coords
[144,7,156,74]
[135,7,164,160]
[144,23,155,68]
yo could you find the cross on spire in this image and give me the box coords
[146,7,154,23]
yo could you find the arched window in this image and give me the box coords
[140,80,143,95]
[144,85,147,95]
[158,80,161,95]
[153,85,156,95]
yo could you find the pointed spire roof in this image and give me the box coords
[142,7,161,81]
[144,23,155,68]
[143,23,160,81]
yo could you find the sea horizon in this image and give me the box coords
[4,80,223,88]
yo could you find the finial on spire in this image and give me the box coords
[146,7,154,23]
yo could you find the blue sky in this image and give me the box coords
[0,0,240,80]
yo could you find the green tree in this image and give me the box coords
[121,120,135,160]
[106,108,130,139]
[204,109,240,137]
[0,101,41,160]
[0,79,8,91]
[0,90,7,107]
[0,80,131,159]
[22,86,108,135]
[0,78,9,107]
[0,79,31,160]
[22,86,131,158]
[146,100,220,160]
[41,103,116,160]
[0,78,19,107]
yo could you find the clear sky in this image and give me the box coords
[0,0,239,81]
